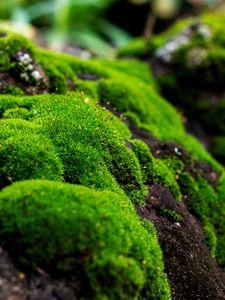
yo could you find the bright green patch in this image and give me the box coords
[0,180,171,300]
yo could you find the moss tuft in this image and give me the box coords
[0,180,171,299]
[0,119,63,188]
[131,139,181,200]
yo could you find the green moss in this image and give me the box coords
[118,14,225,165]
[100,59,158,89]
[2,29,225,289]
[3,107,32,120]
[36,94,147,202]
[1,85,24,96]
[0,29,219,169]
[212,136,225,163]
[0,31,34,71]
[203,221,217,258]
[0,93,147,203]
[0,180,171,299]
[117,37,149,58]
[0,119,63,188]
[130,140,181,200]
[178,172,219,256]
[158,207,182,222]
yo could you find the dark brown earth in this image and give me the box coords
[136,184,225,300]
[0,247,79,300]
[77,73,102,81]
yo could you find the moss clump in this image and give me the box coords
[117,37,149,59]
[177,171,219,256]
[0,118,63,188]
[131,139,181,200]
[0,31,34,71]
[158,207,182,222]
[1,85,24,96]
[0,94,147,203]
[0,180,171,300]
[101,59,158,89]
[3,107,32,119]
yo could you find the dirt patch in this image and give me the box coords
[0,247,79,300]
[77,73,102,81]
[136,184,225,300]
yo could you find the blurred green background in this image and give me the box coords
[0,0,223,56]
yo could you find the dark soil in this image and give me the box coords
[136,184,225,300]
[0,247,79,300]
[77,73,102,81]
[0,71,45,96]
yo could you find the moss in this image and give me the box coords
[100,59,158,89]
[130,140,181,200]
[0,95,36,117]
[1,85,24,96]
[203,221,218,258]
[158,207,182,222]
[118,13,225,164]
[3,107,32,120]
[2,29,225,290]
[0,31,34,72]
[35,94,147,202]
[117,37,149,58]
[212,136,225,163]
[0,29,220,169]
[178,172,219,256]
[0,119,63,188]
[0,180,171,299]
[0,93,147,203]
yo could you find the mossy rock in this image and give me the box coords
[1,29,225,298]
[118,13,225,164]
[0,180,170,299]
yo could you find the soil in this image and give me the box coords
[0,247,79,300]
[77,73,102,81]
[136,184,225,300]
